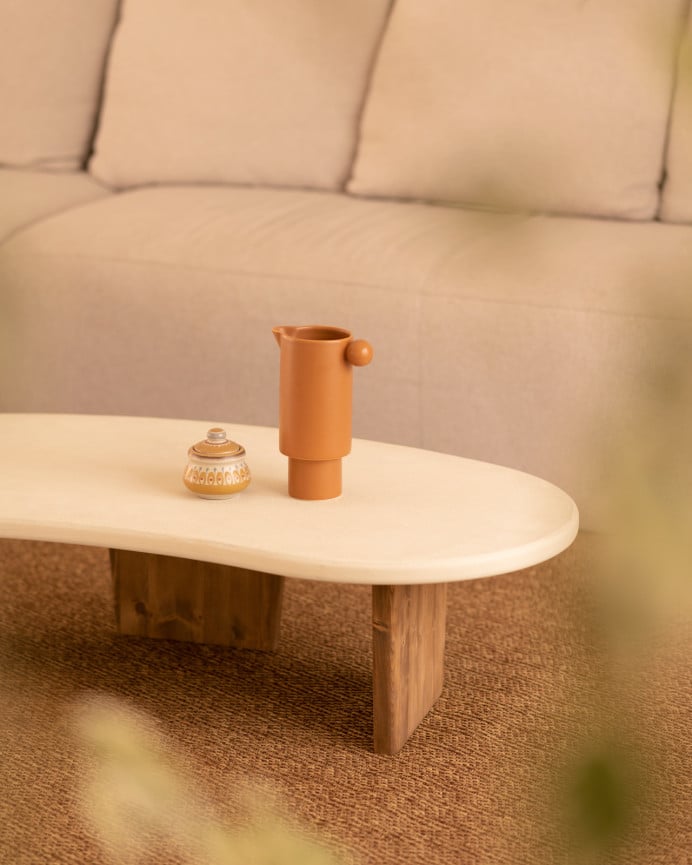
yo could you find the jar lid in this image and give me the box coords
[190,428,246,458]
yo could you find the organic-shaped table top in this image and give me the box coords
[0,414,579,585]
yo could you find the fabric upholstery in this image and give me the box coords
[660,8,692,223]
[2,186,690,530]
[0,0,120,170]
[349,0,686,219]
[0,169,110,242]
[89,0,391,190]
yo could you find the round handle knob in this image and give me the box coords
[206,427,228,443]
[345,339,373,367]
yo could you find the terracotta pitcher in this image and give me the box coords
[273,325,373,499]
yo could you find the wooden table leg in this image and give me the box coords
[372,583,447,755]
[110,550,284,650]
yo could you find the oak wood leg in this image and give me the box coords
[372,583,447,755]
[110,550,284,650]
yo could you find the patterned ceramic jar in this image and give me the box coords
[183,428,251,499]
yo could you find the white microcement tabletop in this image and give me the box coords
[0,414,579,585]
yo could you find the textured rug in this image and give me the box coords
[0,534,689,865]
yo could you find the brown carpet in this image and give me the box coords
[0,535,689,865]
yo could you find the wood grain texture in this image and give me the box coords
[110,549,284,650]
[372,583,447,755]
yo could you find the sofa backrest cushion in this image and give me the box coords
[0,0,119,171]
[348,0,687,220]
[660,9,692,223]
[89,0,391,190]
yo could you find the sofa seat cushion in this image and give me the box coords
[0,169,111,242]
[0,0,119,170]
[89,0,391,190]
[1,186,690,529]
[349,0,687,220]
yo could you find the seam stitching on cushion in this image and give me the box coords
[83,0,126,172]
[2,250,409,294]
[656,0,692,221]
[0,188,115,245]
[340,0,398,191]
[2,250,688,323]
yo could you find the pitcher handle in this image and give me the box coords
[346,339,373,367]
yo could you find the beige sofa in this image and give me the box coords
[2,0,692,530]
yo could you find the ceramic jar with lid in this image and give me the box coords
[183,427,251,499]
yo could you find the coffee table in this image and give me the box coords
[0,414,578,753]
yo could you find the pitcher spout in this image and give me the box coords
[273,325,353,344]
[272,325,298,347]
